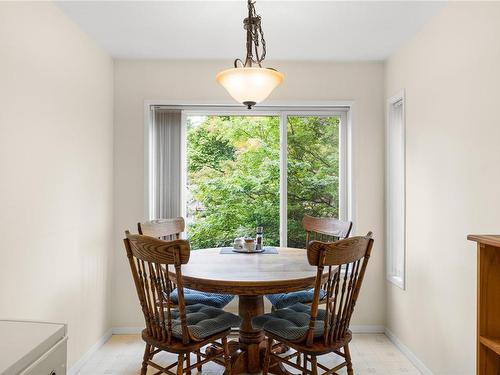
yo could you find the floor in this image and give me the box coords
[76,334,421,375]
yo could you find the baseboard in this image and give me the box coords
[350,325,385,333]
[68,328,112,375]
[385,328,433,375]
[112,326,143,334]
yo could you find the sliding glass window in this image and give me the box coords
[148,107,349,250]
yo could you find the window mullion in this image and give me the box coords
[279,112,288,247]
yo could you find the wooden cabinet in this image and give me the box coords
[468,235,500,375]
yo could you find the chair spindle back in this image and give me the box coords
[303,215,353,245]
[124,231,191,344]
[138,217,185,240]
[306,232,374,347]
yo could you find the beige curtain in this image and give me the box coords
[151,109,182,219]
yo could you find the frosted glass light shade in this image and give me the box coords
[216,67,284,108]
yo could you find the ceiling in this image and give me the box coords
[56,1,446,61]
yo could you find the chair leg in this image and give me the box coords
[196,352,202,372]
[310,356,318,375]
[302,354,309,375]
[222,336,232,374]
[344,343,354,375]
[177,353,184,375]
[186,353,191,375]
[141,343,151,375]
[262,337,273,375]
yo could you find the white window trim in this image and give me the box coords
[386,90,406,290]
[144,100,354,247]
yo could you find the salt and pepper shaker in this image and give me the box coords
[255,226,263,250]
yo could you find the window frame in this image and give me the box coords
[386,90,406,290]
[145,103,352,247]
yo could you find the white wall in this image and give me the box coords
[0,2,114,369]
[385,2,500,374]
[113,60,386,328]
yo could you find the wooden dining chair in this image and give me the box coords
[266,215,353,310]
[254,233,374,375]
[303,215,353,245]
[123,232,241,375]
[138,218,235,309]
[138,218,184,241]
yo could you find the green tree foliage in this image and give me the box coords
[186,115,339,250]
[287,116,340,247]
[187,125,235,173]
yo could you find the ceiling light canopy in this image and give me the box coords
[216,0,284,109]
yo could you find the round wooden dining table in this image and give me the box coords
[178,247,321,375]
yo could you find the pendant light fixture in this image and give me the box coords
[216,0,284,109]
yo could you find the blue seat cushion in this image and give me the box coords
[170,288,234,308]
[171,304,241,340]
[265,289,327,309]
[252,303,326,341]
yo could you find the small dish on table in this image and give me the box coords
[232,237,265,253]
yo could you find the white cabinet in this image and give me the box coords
[0,320,67,375]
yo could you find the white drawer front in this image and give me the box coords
[20,337,67,375]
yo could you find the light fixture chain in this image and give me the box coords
[244,0,266,67]
[258,21,266,63]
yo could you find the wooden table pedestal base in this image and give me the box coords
[209,295,290,375]
[226,339,290,375]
